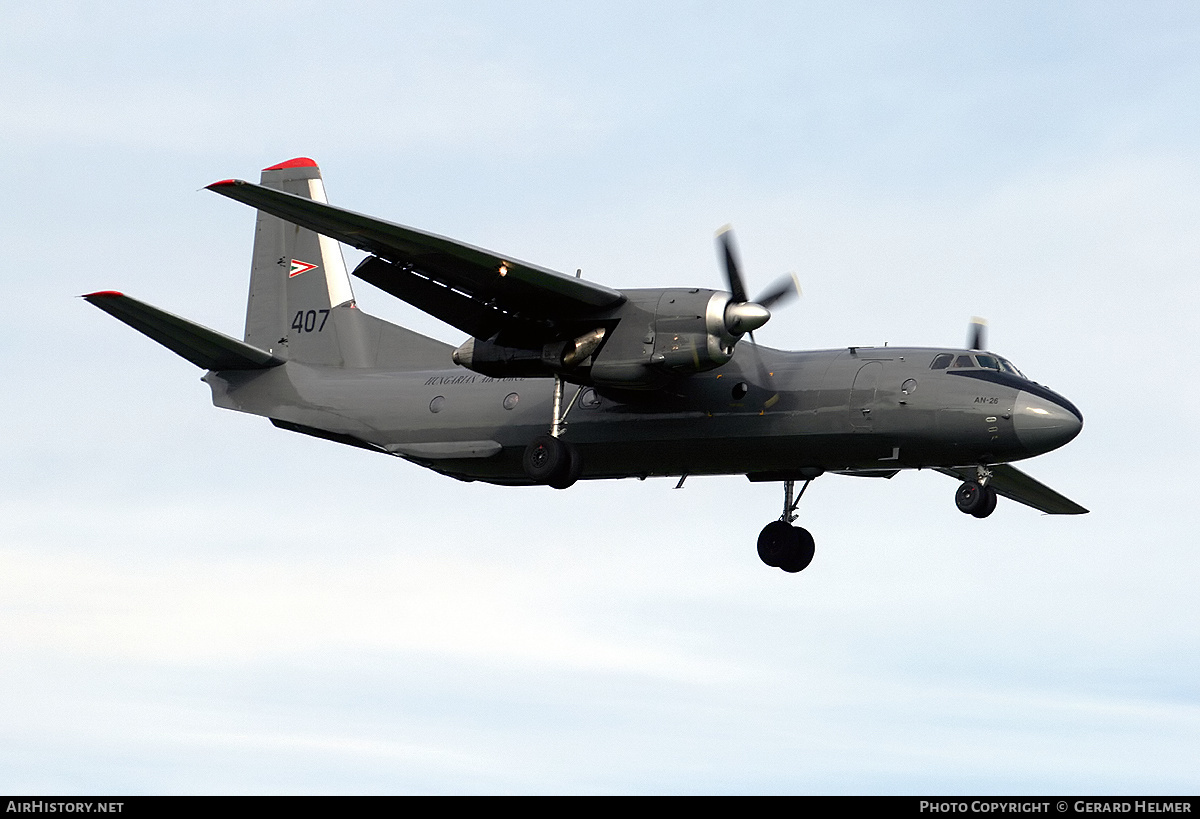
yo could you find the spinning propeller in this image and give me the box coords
[967,316,988,351]
[716,225,800,337]
[715,226,801,401]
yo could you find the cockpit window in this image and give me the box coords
[997,357,1026,378]
[935,350,1028,379]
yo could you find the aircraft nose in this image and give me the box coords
[1013,390,1082,454]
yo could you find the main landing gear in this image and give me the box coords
[757,479,816,573]
[523,434,582,489]
[522,375,583,490]
[955,468,998,518]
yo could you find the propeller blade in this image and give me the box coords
[713,226,794,408]
[715,225,749,303]
[968,317,988,351]
[755,272,801,310]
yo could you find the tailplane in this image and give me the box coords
[83,291,282,370]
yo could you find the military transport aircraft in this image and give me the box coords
[86,158,1085,573]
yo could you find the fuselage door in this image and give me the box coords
[849,361,882,429]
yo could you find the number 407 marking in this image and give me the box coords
[291,309,330,333]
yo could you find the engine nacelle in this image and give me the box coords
[451,288,760,389]
[647,289,738,371]
[452,328,607,378]
[586,288,746,388]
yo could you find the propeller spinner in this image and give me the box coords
[714,226,801,405]
[715,226,800,339]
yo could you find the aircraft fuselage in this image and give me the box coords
[204,344,1082,486]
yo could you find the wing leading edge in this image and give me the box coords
[206,177,625,344]
[936,464,1089,515]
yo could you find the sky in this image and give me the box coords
[2,0,1198,795]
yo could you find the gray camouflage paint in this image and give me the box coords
[87,158,1085,516]
[202,341,1082,491]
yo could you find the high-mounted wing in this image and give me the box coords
[206,178,625,345]
[936,464,1089,515]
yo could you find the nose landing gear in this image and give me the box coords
[758,478,816,573]
[955,469,998,518]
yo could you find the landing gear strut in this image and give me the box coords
[522,375,583,489]
[955,467,998,518]
[757,479,816,573]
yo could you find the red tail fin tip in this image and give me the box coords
[262,157,318,171]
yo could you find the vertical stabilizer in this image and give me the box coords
[244,158,370,366]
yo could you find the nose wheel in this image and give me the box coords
[758,478,817,572]
[955,477,998,518]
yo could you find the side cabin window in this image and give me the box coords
[951,355,975,368]
[930,353,953,369]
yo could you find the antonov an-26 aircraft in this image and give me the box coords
[87,158,1085,573]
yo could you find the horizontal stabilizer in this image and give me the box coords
[84,291,284,370]
[936,463,1088,515]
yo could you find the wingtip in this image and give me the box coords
[263,157,318,171]
[82,290,124,299]
[206,178,241,189]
